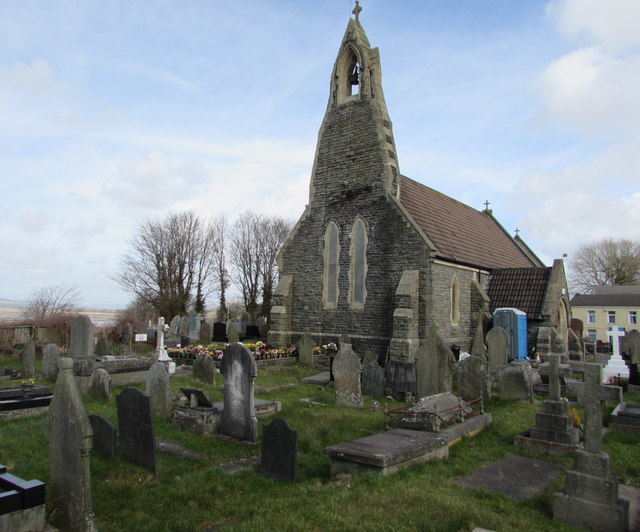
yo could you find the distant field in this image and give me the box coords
[0,307,119,327]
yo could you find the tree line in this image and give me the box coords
[113,211,294,322]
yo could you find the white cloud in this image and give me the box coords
[0,58,61,95]
[547,0,640,53]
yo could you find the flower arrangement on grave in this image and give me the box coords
[321,342,337,354]
[167,344,213,360]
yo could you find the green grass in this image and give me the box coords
[1,361,639,531]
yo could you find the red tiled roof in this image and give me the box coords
[399,176,541,270]
[486,267,552,318]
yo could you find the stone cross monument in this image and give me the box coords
[155,317,175,375]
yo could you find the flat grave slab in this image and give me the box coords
[325,429,449,477]
[609,402,640,432]
[456,455,563,500]
[300,372,331,385]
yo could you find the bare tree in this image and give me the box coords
[569,238,640,294]
[114,211,221,319]
[210,215,230,321]
[22,285,82,322]
[258,216,294,320]
[228,213,293,322]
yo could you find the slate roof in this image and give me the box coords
[486,267,552,319]
[399,175,543,270]
[571,293,640,307]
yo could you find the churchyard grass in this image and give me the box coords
[1,363,639,531]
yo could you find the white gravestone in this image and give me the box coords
[155,317,176,375]
[602,327,629,383]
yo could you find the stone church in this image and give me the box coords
[269,5,571,389]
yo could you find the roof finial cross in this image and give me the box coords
[353,1,362,22]
[515,227,520,237]
[483,200,490,211]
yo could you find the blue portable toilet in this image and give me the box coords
[493,308,527,361]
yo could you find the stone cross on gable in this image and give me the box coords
[608,327,625,358]
[548,353,561,402]
[352,0,362,22]
[514,227,520,237]
[582,363,607,454]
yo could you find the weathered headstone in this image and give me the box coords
[227,323,240,343]
[385,360,416,400]
[486,326,509,375]
[42,343,60,380]
[261,417,297,483]
[45,357,97,531]
[188,311,201,341]
[88,368,111,400]
[498,363,533,401]
[169,315,181,337]
[94,332,110,357]
[178,316,190,338]
[416,324,454,398]
[470,316,487,360]
[333,345,363,408]
[220,343,258,442]
[21,339,36,380]
[193,352,215,386]
[199,321,212,345]
[553,363,629,531]
[458,355,489,402]
[119,323,133,356]
[361,361,385,398]
[88,414,116,459]
[240,311,251,336]
[213,322,227,342]
[602,327,630,383]
[146,362,172,418]
[116,388,157,477]
[298,332,314,366]
[68,315,94,359]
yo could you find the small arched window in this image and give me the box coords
[349,218,368,308]
[451,276,460,325]
[323,222,340,308]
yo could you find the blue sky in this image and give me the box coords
[1,0,639,309]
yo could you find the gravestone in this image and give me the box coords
[226,323,240,343]
[416,324,454,399]
[213,322,227,342]
[169,315,181,337]
[261,417,297,483]
[193,353,215,385]
[188,311,201,341]
[516,354,579,454]
[553,363,629,531]
[199,321,212,345]
[178,316,190,338]
[95,332,110,357]
[486,326,509,377]
[245,325,260,339]
[42,343,60,380]
[333,345,363,408]
[220,343,258,442]
[68,315,94,359]
[154,317,176,375]
[298,332,314,366]
[499,363,533,401]
[239,311,251,336]
[385,360,416,400]
[458,355,489,402]
[470,317,487,361]
[45,357,97,531]
[88,414,116,459]
[602,327,630,383]
[622,330,640,379]
[120,324,133,356]
[146,362,172,418]
[361,361,385,398]
[21,339,36,380]
[116,388,157,477]
[88,368,111,400]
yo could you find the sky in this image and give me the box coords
[1,0,639,309]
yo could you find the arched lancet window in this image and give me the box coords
[451,276,460,325]
[349,218,368,308]
[323,222,340,308]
